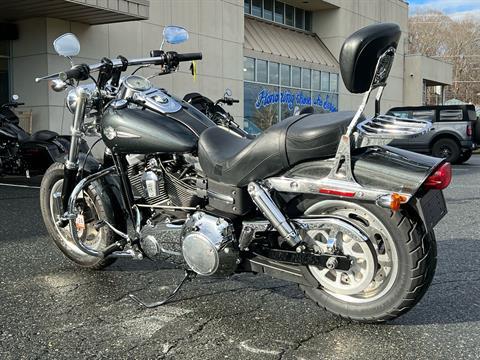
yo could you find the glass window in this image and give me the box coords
[285,5,294,26]
[269,62,279,84]
[331,94,338,111]
[412,110,435,121]
[281,64,290,86]
[302,68,311,89]
[244,0,251,14]
[312,70,320,90]
[244,83,280,132]
[244,57,255,81]
[330,73,338,92]
[292,66,301,88]
[321,71,330,91]
[439,109,463,121]
[263,0,274,20]
[389,111,411,119]
[256,59,268,83]
[305,11,312,31]
[252,0,262,17]
[295,8,304,29]
[280,87,296,120]
[275,1,284,23]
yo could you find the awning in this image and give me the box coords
[244,16,338,70]
[0,0,149,25]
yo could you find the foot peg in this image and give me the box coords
[128,270,196,308]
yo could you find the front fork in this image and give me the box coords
[58,88,88,226]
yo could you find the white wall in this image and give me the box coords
[11,0,245,133]
[312,0,409,115]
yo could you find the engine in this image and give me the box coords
[126,153,203,207]
[138,211,239,276]
[181,212,239,276]
[128,154,239,276]
[0,139,20,175]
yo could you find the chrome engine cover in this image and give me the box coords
[181,212,238,276]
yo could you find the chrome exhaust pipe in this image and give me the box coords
[247,182,302,247]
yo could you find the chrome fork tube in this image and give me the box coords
[247,182,302,247]
[60,88,89,220]
[66,88,88,170]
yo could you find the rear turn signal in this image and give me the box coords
[424,162,452,190]
[376,193,408,211]
[390,193,408,211]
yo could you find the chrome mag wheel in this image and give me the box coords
[305,200,398,304]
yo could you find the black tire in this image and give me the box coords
[293,198,437,323]
[40,162,125,270]
[458,150,472,164]
[431,138,461,164]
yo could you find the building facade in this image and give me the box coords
[0,0,451,134]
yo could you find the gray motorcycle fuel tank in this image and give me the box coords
[102,101,215,154]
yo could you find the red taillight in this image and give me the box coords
[467,125,473,137]
[424,162,452,190]
[319,188,356,197]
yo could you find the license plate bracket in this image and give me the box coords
[415,190,447,230]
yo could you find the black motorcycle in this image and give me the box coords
[37,24,450,322]
[0,95,72,177]
[183,89,253,138]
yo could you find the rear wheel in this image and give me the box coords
[40,162,124,269]
[295,199,437,323]
[432,138,461,164]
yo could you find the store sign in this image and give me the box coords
[255,88,337,113]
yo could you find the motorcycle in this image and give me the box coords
[0,95,73,177]
[37,23,451,322]
[183,89,253,138]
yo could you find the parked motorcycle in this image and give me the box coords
[0,95,72,177]
[37,23,450,322]
[183,89,253,138]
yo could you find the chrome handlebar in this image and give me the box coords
[35,55,174,83]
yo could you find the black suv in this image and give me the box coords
[388,104,478,164]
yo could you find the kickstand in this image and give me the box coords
[128,270,196,308]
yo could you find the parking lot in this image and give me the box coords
[1,157,480,360]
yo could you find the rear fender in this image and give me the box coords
[281,145,444,198]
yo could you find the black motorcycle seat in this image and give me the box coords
[198,111,358,186]
[23,130,58,143]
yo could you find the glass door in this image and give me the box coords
[0,40,10,105]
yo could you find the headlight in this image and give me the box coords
[65,88,78,114]
[65,84,96,114]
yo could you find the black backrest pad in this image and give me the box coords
[340,23,401,94]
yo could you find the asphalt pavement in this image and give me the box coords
[1,157,480,360]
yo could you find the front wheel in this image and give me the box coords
[293,198,437,323]
[40,162,124,269]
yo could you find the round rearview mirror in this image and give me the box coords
[163,26,189,45]
[224,88,232,97]
[12,94,19,101]
[53,33,80,57]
